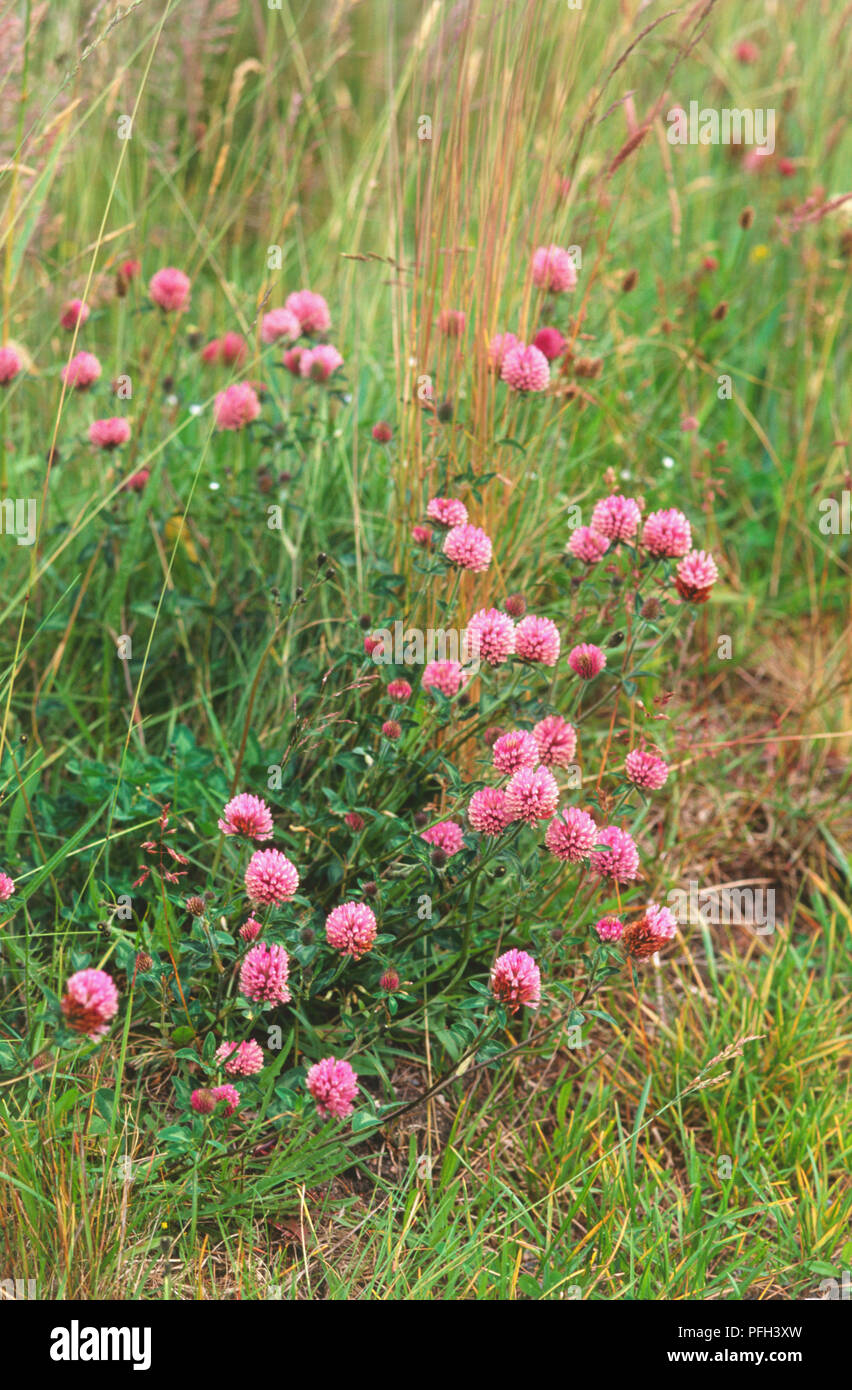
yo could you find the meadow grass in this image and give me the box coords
[0,0,850,1300]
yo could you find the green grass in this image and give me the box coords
[0,0,850,1300]
[3,889,847,1298]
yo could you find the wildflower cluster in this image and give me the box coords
[18,265,717,1162]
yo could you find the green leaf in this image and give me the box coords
[157,1125,194,1155]
[94,1088,115,1121]
[53,1089,80,1118]
[350,1109,378,1134]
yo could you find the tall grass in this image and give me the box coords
[0,0,849,1298]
